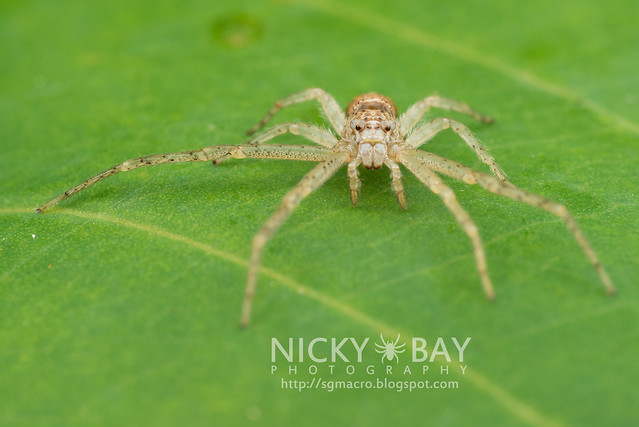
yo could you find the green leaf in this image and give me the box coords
[1,0,637,425]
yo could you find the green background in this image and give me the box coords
[1,0,637,425]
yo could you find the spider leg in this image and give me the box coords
[36,143,331,213]
[392,334,401,345]
[405,149,616,296]
[241,151,349,327]
[347,158,361,205]
[405,118,508,182]
[246,122,338,148]
[384,159,407,210]
[213,123,339,166]
[247,88,346,136]
[399,154,495,300]
[380,333,388,344]
[401,95,493,134]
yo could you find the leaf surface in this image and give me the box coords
[1,0,638,425]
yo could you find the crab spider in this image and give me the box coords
[36,88,616,327]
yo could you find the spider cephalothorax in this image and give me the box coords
[343,93,401,170]
[36,88,616,327]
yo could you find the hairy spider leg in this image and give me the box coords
[403,149,616,296]
[384,158,407,210]
[36,144,331,213]
[347,158,362,206]
[213,123,338,166]
[405,118,508,181]
[399,154,495,300]
[400,95,494,134]
[247,88,346,136]
[241,151,349,327]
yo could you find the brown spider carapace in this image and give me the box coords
[37,88,616,326]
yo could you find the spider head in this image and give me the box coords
[346,93,399,144]
[346,94,400,169]
[349,114,396,140]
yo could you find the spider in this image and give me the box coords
[36,88,616,327]
[375,334,406,364]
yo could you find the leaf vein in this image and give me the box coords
[291,0,639,136]
[0,207,562,427]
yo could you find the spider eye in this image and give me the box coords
[351,120,365,132]
[381,121,395,132]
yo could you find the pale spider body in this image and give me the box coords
[375,334,406,364]
[37,88,616,327]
